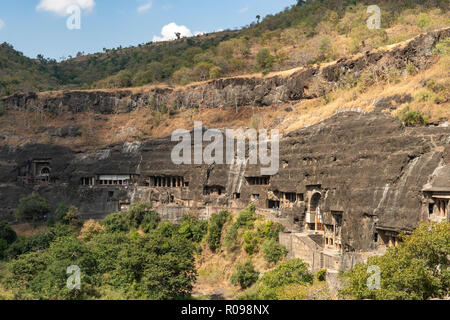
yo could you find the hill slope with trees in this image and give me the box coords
[0,0,448,97]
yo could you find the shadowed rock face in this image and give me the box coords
[2,28,449,114]
[1,109,449,252]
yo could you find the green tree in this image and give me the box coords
[231,260,259,289]
[340,222,450,300]
[255,49,275,74]
[262,239,288,264]
[206,210,230,252]
[15,193,50,223]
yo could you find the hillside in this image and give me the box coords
[1,28,448,150]
[0,0,448,97]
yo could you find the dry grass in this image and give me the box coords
[11,223,49,238]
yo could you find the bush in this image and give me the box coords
[260,259,313,289]
[55,203,70,222]
[0,103,5,117]
[340,222,450,300]
[206,210,229,252]
[140,210,160,233]
[243,231,259,255]
[262,239,288,264]
[316,269,327,282]
[178,215,208,243]
[62,206,82,227]
[15,193,50,223]
[235,205,257,228]
[0,222,17,245]
[231,261,259,289]
[101,212,129,233]
[433,37,450,56]
[398,106,428,126]
[79,220,105,241]
[255,49,275,74]
[238,259,314,300]
[127,203,157,229]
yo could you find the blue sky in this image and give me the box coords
[0,0,295,60]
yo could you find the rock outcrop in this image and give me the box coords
[1,109,449,253]
[2,28,449,114]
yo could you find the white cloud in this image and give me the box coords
[194,31,206,36]
[153,22,193,42]
[36,0,95,16]
[238,6,249,14]
[0,19,4,31]
[137,1,152,13]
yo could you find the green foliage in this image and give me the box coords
[433,37,450,56]
[0,103,5,117]
[225,205,258,249]
[257,220,285,241]
[15,193,50,223]
[260,259,313,288]
[238,259,314,300]
[2,211,198,300]
[316,269,327,282]
[5,224,76,260]
[397,105,429,126]
[0,222,17,246]
[340,222,450,300]
[127,203,157,230]
[55,203,70,222]
[261,239,288,265]
[206,210,230,252]
[0,2,446,96]
[243,231,259,255]
[0,222,17,259]
[255,49,275,75]
[101,212,129,233]
[231,260,259,289]
[178,215,208,243]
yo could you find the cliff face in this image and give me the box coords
[0,28,449,255]
[1,108,449,251]
[2,28,449,114]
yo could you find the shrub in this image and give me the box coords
[243,231,259,255]
[140,210,160,233]
[258,220,285,240]
[62,206,82,227]
[206,210,229,252]
[127,203,157,229]
[0,222,17,245]
[433,37,450,56]
[0,103,5,117]
[79,220,105,241]
[55,203,70,222]
[398,106,428,126]
[231,261,259,289]
[178,215,208,243]
[340,222,450,300]
[15,193,50,223]
[260,259,313,289]
[262,239,288,264]
[255,49,275,74]
[235,205,257,228]
[316,269,327,282]
[101,212,129,233]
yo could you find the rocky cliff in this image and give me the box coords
[2,28,449,114]
[1,108,449,252]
